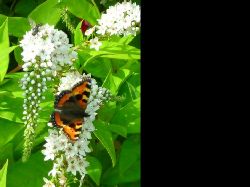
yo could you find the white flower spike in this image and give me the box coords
[42,71,111,186]
[20,24,77,162]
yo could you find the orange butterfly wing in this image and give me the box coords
[51,112,83,141]
[51,79,91,142]
[71,80,91,110]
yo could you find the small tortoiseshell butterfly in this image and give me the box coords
[51,79,91,141]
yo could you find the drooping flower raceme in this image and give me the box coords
[42,72,111,186]
[20,24,77,162]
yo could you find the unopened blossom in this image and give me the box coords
[59,174,67,186]
[81,20,91,33]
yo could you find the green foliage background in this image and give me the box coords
[0,0,140,186]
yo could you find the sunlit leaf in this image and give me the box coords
[93,120,116,167]
[86,156,102,185]
[0,160,8,187]
[60,0,100,25]
[28,0,61,25]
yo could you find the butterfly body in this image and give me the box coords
[51,79,91,141]
[55,100,89,123]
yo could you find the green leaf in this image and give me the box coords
[119,136,140,174]
[0,160,8,187]
[0,15,31,37]
[61,0,100,25]
[15,0,44,17]
[86,156,102,185]
[111,98,140,134]
[127,118,140,134]
[102,67,131,94]
[102,158,140,185]
[0,46,17,82]
[14,46,24,65]
[107,124,127,137]
[79,56,111,79]
[74,21,84,46]
[0,91,24,123]
[0,143,14,169]
[114,158,140,184]
[0,118,24,148]
[117,72,140,106]
[93,120,116,167]
[118,181,141,187]
[101,136,140,185]
[0,18,16,82]
[8,17,30,37]
[98,102,117,122]
[120,60,140,74]
[28,0,62,25]
[0,72,24,92]
[119,81,138,105]
[7,151,52,187]
[129,34,140,49]
[102,69,116,94]
[82,41,140,60]
[0,18,12,82]
[109,35,135,45]
[0,15,6,25]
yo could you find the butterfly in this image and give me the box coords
[51,79,91,141]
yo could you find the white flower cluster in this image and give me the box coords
[20,24,77,161]
[42,129,91,176]
[83,1,140,51]
[96,1,140,36]
[20,24,77,74]
[42,72,111,186]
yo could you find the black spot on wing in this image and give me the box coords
[54,90,71,108]
[83,90,90,97]
[86,82,91,89]
[50,112,60,127]
[75,94,82,100]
